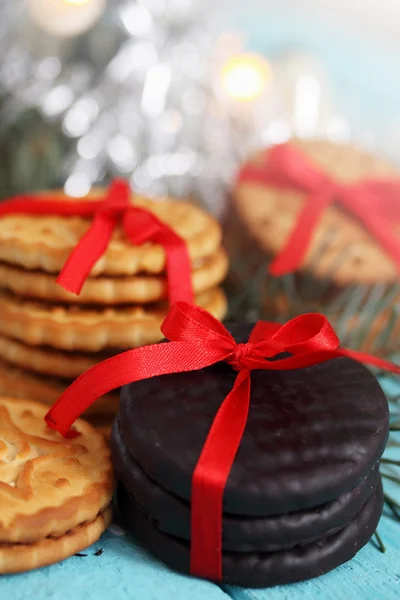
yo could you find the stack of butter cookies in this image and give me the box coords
[0,188,228,429]
[0,397,113,573]
[226,138,400,356]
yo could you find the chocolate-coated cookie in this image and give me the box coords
[112,418,380,552]
[119,325,389,515]
[116,479,383,587]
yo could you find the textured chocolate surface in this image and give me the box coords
[112,418,380,552]
[116,479,383,588]
[119,324,389,515]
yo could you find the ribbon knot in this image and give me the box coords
[97,179,130,219]
[0,180,194,304]
[238,143,400,276]
[228,342,254,371]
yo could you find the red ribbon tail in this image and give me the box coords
[269,190,334,276]
[190,369,251,581]
[56,212,116,294]
[45,341,229,437]
[44,351,142,436]
[0,197,101,217]
[339,348,400,375]
[124,208,194,305]
[161,229,194,304]
[343,190,400,273]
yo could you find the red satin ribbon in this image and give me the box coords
[238,143,400,276]
[44,302,400,582]
[0,180,194,304]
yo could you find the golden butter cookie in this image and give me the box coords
[0,287,228,351]
[0,397,113,545]
[0,248,228,305]
[95,424,112,441]
[0,360,119,416]
[0,507,112,574]
[0,335,106,379]
[0,189,222,276]
[235,139,400,285]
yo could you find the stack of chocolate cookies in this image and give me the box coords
[112,324,388,587]
[0,188,228,431]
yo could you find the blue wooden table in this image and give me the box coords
[2,377,399,600]
[1,5,399,598]
[2,482,399,600]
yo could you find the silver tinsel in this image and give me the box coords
[0,0,251,215]
[0,0,351,217]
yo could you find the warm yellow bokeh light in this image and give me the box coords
[64,0,93,5]
[221,54,271,102]
[27,0,105,37]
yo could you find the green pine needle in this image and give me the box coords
[373,530,386,554]
[381,472,400,485]
[384,493,400,512]
[381,458,400,467]
[385,495,400,520]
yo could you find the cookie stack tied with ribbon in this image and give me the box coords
[0,397,113,574]
[45,303,398,588]
[225,138,400,356]
[0,181,228,429]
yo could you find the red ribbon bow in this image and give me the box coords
[45,302,400,582]
[0,180,194,303]
[238,143,400,276]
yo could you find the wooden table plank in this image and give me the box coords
[0,529,230,600]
